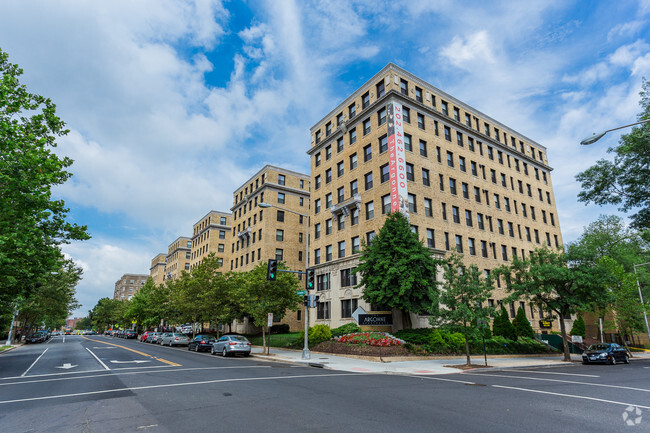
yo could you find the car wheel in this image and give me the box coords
[188,345,192,351]
[610,355,616,365]
[195,344,199,352]
[624,354,630,364]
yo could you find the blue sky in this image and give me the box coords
[1,0,649,318]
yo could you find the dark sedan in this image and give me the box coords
[582,343,630,364]
[25,332,46,344]
[188,335,217,352]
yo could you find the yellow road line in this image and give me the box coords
[82,336,181,367]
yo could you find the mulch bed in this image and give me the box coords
[311,340,411,357]
[443,364,492,370]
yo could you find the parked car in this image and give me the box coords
[582,343,630,364]
[139,331,151,342]
[25,332,46,344]
[188,335,217,352]
[124,330,137,339]
[160,332,190,347]
[211,335,252,357]
[146,332,162,344]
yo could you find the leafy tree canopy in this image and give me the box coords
[576,79,650,230]
[0,48,89,304]
[356,212,438,328]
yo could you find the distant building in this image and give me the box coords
[190,210,232,270]
[113,273,148,300]
[149,253,167,286]
[164,236,192,281]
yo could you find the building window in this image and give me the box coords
[426,229,435,248]
[406,163,414,181]
[441,100,448,116]
[366,201,374,220]
[404,134,412,152]
[419,140,427,157]
[277,210,284,222]
[326,245,333,261]
[337,186,345,203]
[351,208,359,225]
[424,198,433,217]
[277,192,285,204]
[350,153,357,170]
[364,144,372,162]
[452,206,460,223]
[468,238,476,256]
[417,113,425,129]
[317,301,330,320]
[447,151,454,167]
[408,193,417,213]
[382,194,391,214]
[364,172,373,190]
[325,169,332,184]
[314,249,321,265]
[341,299,358,318]
[462,182,469,199]
[278,174,285,185]
[337,161,344,177]
[315,199,321,214]
[366,231,375,244]
[465,210,473,227]
[379,135,388,153]
[325,219,332,235]
[378,107,386,126]
[444,126,451,141]
[349,103,356,119]
[337,213,345,230]
[380,163,390,183]
[219,230,226,239]
[338,241,346,258]
[400,78,408,95]
[415,86,423,103]
[314,223,321,239]
[422,168,430,186]
[337,137,344,153]
[363,118,371,135]
[352,236,360,253]
[362,91,370,109]
[276,229,284,241]
[350,179,358,196]
[377,80,385,97]
[349,128,357,145]
[449,178,457,195]
[315,175,321,190]
[455,235,463,253]
[275,248,283,261]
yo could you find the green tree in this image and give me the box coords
[90,298,127,331]
[495,247,614,361]
[576,79,650,230]
[513,306,535,339]
[356,212,438,329]
[429,253,494,365]
[570,315,586,338]
[74,316,92,331]
[0,48,89,306]
[237,262,301,354]
[492,305,516,340]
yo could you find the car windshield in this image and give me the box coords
[230,336,248,342]
[588,344,610,351]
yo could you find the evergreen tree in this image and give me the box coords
[356,212,438,329]
[570,315,586,338]
[513,306,535,339]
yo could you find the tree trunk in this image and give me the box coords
[464,325,471,366]
[559,316,571,362]
[401,310,412,330]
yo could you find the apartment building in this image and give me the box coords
[190,210,232,271]
[164,236,192,281]
[113,273,149,300]
[230,165,310,330]
[307,63,565,332]
[149,253,167,286]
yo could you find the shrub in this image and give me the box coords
[331,323,361,337]
[335,332,403,346]
[270,324,290,334]
[493,306,517,340]
[308,324,332,346]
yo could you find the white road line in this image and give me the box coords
[414,376,476,385]
[492,384,650,410]
[62,336,65,343]
[21,348,49,377]
[0,365,271,384]
[0,372,361,405]
[463,372,650,392]
[86,347,110,371]
[492,369,600,378]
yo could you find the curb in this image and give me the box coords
[0,345,22,355]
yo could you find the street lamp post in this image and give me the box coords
[633,262,650,341]
[5,303,18,346]
[259,202,311,360]
[580,119,650,145]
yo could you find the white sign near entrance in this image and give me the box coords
[267,313,273,327]
[352,306,366,324]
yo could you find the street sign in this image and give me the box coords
[297,290,306,296]
[351,306,366,324]
[359,313,393,326]
[267,313,273,327]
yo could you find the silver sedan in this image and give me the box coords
[211,335,252,357]
[160,332,190,347]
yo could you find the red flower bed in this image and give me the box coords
[334,332,403,347]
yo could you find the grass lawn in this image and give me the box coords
[248,332,301,348]
[0,345,11,352]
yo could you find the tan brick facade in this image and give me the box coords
[164,236,192,281]
[307,63,566,333]
[114,273,148,301]
[190,210,232,271]
[149,253,167,286]
[230,165,310,331]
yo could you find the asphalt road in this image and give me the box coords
[0,335,648,432]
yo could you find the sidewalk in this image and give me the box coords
[251,346,650,375]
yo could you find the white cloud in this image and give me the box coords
[440,31,497,68]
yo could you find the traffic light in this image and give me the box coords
[266,259,278,281]
[306,268,315,290]
[303,295,309,306]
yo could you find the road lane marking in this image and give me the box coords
[0,365,272,386]
[463,372,650,392]
[0,372,362,405]
[492,384,650,410]
[110,360,150,364]
[21,348,49,377]
[414,375,476,385]
[490,369,600,378]
[86,348,110,370]
[81,336,181,367]
[55,363,77,370]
